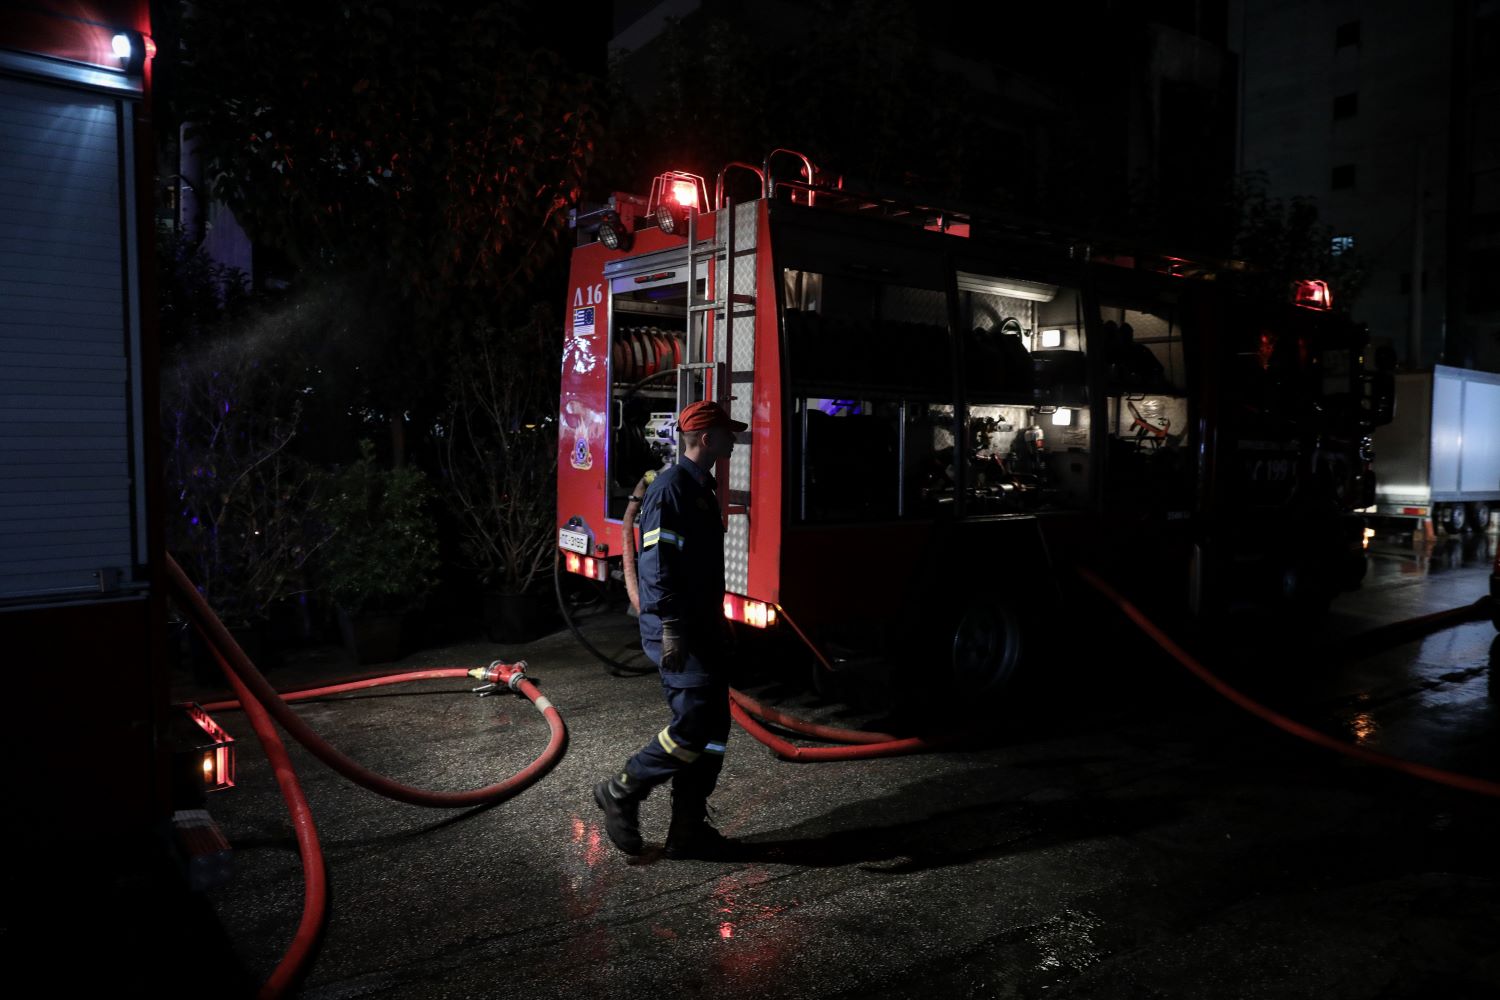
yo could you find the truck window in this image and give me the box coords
[1098,301,1193,511]
[784,268,954,521]
[956,273,1091,514]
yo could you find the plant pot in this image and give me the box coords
[338,608,404,664]
[483,590,558,644]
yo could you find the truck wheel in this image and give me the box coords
[1468,502,1491,533]
[951,593,1024,696]
[1438,503,1467,535]
[1281,563,1335,622]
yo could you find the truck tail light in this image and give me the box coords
[174,704,236,793]
[722,593,777,628]
[564,552,608,581]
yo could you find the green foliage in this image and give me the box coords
[156,225,252,351]
[315,441,441,616]
[164,321,327,625]
[439,306,559,593]
[174,0,598,312]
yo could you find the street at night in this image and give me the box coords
[154,534,1500,999]
[6,2,1500,997]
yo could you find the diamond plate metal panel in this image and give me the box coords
[725,516,750,593]
[884,284,948,327]
[734,202,757,252]
[730,437,751,492]
[970,295,1037,331]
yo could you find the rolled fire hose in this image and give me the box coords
[168,554,567,809]
[1078,567,1500,799]
[168,554,569,997]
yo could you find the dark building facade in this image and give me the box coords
[1233,0,1500,372]
[608,1,1240,256]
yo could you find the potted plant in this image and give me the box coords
[316,440,441,663]
[440,308,560,642]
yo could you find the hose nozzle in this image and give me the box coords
[467,659,529,692]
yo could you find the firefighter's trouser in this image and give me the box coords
[619,637,730,804]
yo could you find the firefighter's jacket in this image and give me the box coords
[636,455,726,654]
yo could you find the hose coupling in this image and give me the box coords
[467,659,529,692]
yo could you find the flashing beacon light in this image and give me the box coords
[1293,279,1332,311]
[111,33,132,59]
[648,171,707,218]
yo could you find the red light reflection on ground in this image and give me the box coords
[585,824,605,868]
[709,870,796,979]
[710,870,790,943]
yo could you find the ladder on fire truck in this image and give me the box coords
[679,195,758,594]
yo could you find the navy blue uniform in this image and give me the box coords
[620,456,731,801]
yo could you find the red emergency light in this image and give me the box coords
[1293,279,1332,310]
[648,171,708,235]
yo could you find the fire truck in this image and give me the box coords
[556,151,1391,693]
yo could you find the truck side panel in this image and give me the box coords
[1432,370,1463,496]
[1459,377,1500,499]
[1374,373,1434,507]
[747,202,783,604]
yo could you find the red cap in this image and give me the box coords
[678,399,747,433]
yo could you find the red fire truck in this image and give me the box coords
[557,151,1390,692]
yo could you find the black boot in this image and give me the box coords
[593,774,645,855]
[664,797,738,860]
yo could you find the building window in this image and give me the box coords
[1331,164,1357,190]
[1331,235,1355,256]
[1333,92,1358,119]
[1336,20,1360,48]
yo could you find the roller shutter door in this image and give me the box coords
[0,72,143,602]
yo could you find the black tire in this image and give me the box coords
[951,593,1025,697]
[1281,563,1335,623]
[1467,501,1491,533]
[1438,503,1467,535]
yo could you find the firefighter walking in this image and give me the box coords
[594,400,746,859]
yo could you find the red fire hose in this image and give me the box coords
[1078,567,1500,799]
[211,643,327,1000]
[167,555,568,997]
[616,504,936,761]
[169,556,567,808]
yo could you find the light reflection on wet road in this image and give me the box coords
[184,531,1499,999]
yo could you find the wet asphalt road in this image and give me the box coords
[163,533,1499,999]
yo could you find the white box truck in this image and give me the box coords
[1372,365,1500,534]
